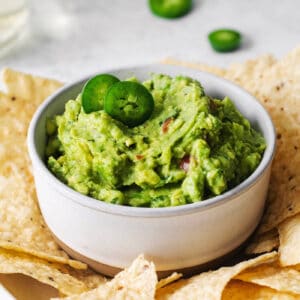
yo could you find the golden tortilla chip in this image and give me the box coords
[53,255,157,300]
[0,273,59,300]
[222,280,299,300]
[1,68,63,104]
[224,47,300,234]
[224,54,277,93]
[278,214,300,267]
[235,261,300,295]
[0,248,92,296]
[155,252,276,300]
[156,273,182,290]
[0,89,85,269]
[162,58,225,77]
[245,229,279,255]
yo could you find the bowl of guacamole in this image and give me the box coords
[28,65,276,276]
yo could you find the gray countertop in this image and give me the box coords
[0,0,299,82]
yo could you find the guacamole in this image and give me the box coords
[46,74,266,207]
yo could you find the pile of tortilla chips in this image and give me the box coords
[0,46,299,299]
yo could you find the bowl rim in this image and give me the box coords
[27,64,276,218]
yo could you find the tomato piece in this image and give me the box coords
[180,155,190,172]
[162,117,174,133]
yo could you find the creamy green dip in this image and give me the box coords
[46,74,266,207]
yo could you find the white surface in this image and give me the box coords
[0,284,15,300]
[0,0,299,82]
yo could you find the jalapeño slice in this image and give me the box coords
[82,74,120,113]
[208,29,241,52]
[104,81,154,127]
[149,0,192,19]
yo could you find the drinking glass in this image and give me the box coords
[0,0,28,48]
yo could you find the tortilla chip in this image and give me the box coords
[156,273,182,290]
[224,54,277,93]
[53,255,158,300]
[222,280,299,300]
[155,252,276,300]
[235,261,300,295]
[0,248,93,296]
[0,90,86,269]
[245,229,279,255]
[278,214,300,267]
[224,47,300,234]
[1,68,63,104]
[162,58,225,77]
[0,273,59,300]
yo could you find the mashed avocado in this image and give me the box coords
[46,74,266,207]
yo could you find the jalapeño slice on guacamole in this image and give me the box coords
[81,74,120,113]
[104,81,154,127]
[46,74,266,208]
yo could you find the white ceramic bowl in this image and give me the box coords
[27,65,276,276]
